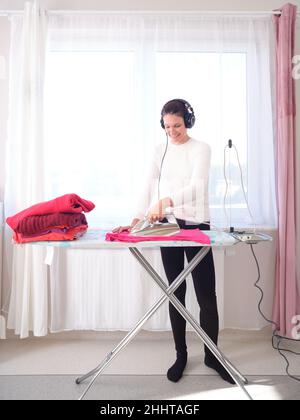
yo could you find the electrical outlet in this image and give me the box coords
[231,232,272,244]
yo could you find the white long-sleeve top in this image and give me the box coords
[135,138,211,223]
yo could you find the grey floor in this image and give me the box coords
[0,328,300,400]
[1,374,300,400]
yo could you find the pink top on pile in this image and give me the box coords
[105,229,211,245]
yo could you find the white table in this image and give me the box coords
[37,229,253,400]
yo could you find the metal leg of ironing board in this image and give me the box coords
[76,246,211,400]
[76,246,251,401]
[130,247,252,401]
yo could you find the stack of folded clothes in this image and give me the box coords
[6,193,95,243]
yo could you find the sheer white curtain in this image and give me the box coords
[45,13,275,334]
[4,10,276,336]
[4,1,49,338]
[0,202,5,338]
[45,14,276,230]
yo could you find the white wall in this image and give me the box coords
[0,0,299,328]
[0,0,296,12]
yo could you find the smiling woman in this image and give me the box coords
[124,98,236,384]
[163,114,190,145]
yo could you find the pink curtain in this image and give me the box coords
[273,3,299,338]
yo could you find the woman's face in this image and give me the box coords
[163,113,189,145]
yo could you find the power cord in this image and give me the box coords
[223,142,231,230]
[223,138,299,382]
[223,139,256,233]
[249,243,300,382]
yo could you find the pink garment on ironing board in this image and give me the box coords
[105,229,211,245]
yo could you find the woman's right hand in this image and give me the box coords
[112,225,131,233]
[112,218,140,233]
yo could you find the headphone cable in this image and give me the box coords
[157,131,169,202]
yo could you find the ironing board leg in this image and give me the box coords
[76,289,174,398]
[130,248,252,400]
[76,246,209,399]
[76,246,210,399]
[76,246,252,401]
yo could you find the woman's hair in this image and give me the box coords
[160,99,195,129]
[161,99,187,119]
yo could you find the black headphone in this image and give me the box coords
[160,99,195,129]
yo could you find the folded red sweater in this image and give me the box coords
[105,229,211,245]
[6,194,95,231]
[13,225,88,244]
[15,212,87,235]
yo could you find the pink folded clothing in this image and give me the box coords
[15,212,87,235]
[13,225,88,244]
[6,193,95,231]
[105,229,211,245]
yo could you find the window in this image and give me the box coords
[44,15,276,229]
[45,51,137,227]
[155,52,248,226]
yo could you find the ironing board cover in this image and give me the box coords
[26,228,237,248]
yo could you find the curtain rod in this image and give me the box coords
[0,10,299,17]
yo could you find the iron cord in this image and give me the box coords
[249,243,300,383]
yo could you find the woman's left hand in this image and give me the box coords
[147,197,173,223]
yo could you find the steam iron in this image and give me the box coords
[130,214,180,237]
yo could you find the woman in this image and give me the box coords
[114,99,234,384]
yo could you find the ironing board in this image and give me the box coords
[36,228,253,400]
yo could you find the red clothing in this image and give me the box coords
[15,212,87,235]
[105,229,211,245]
[6,194,95,231]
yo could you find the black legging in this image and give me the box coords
[160,219,219,358]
